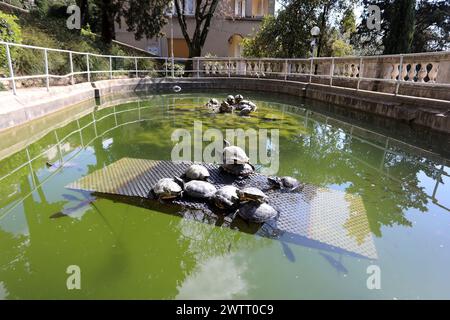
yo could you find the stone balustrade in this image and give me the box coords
[198,51,450,100]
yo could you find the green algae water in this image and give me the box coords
[0,92,449,299]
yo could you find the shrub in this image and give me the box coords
[0,12,22,75]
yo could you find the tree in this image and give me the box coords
[243,0,322,58]
[76,0,90,29]
[411,0,450,52]
[354,0,449,54]
[173,0,231,67]
[383,0,416,54]
[316,0,354,58]
[118,0,171,42]
[242,0,356,58]
[96,0,119,45]
[83,0,170,47]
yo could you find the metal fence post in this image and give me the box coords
[5,43,16,95]
[69,52,74,85]
[395,54,403,95]
[135,57,138,77]
[86,53,90,82]
[284,59,288,81]
[109,56,113,79]
[196,58,200,78]
[357,57,363,91]
[165,58,168,78]
[44,49,50,91]
[329,58,335,86]
[171,57,175,78]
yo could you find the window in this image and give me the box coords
[185,0,195,15]
[168,0,195,15]
[235,0,246,18]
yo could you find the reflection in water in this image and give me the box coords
[319,252,348,275]
[0,93,449,299]
[176,253,248,300]
[0,281,8,300]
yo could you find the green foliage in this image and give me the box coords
[34,0,50,17]
[383,0,416,54]
[243,0,321,59]
[355,0,449,54]
[340,8,356,36]
[0,12,22,73]
[118,0,171,41]
[331,39,354,57]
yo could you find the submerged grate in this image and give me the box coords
[67,158,377,259]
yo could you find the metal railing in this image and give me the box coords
[1,41,450,100]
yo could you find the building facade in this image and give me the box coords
[115,0,275,58]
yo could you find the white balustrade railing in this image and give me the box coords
[1,41,449,99]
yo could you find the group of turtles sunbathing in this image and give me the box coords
[151,140,302,223]
[206,94,258,116]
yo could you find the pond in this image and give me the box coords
[0,92,449,299]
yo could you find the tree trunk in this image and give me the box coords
[186,44,202,74]
[78,0,89,29]
[316,3,330,59]
[100,0,115,46]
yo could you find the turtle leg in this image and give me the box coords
[223,209,238,226]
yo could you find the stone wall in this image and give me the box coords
[1,77,449,134]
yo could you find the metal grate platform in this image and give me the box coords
[67,158,377,259]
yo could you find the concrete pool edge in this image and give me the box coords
[1,77,449,133]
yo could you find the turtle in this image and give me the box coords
[268,176,303,191]
[226,95,235,105]
[222,139,250,164]
[219,101,233,113]
[246,100,257,111]
[234,94,244,103]
[220,163,254,177]
[205,98,219,109]
[183,180,217,199]
[233,102,246,111]
[183,164,210,181]
[213,185,240,209]
[237,202,278,223]
[152,177,184,200]
[240,100,257,111]
[238,187,268,203]
[239,106,252,116]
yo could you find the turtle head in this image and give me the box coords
[174,177,185,188]
[223,139,231,148]
[267,176,282,188]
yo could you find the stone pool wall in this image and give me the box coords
[0,77,449,133]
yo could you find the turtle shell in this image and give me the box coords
[184,180,217,199]
[238,187,267,202]
[184,164,210,181]
[223,146,249,164]
[214,185,240,209]
[238,202,278,223]
[220,163,254,177]
[152,178,183,199]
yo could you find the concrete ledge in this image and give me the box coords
[1,77,449,133]
[0,82,95,131]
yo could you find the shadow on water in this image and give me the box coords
[93,192,374,262]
